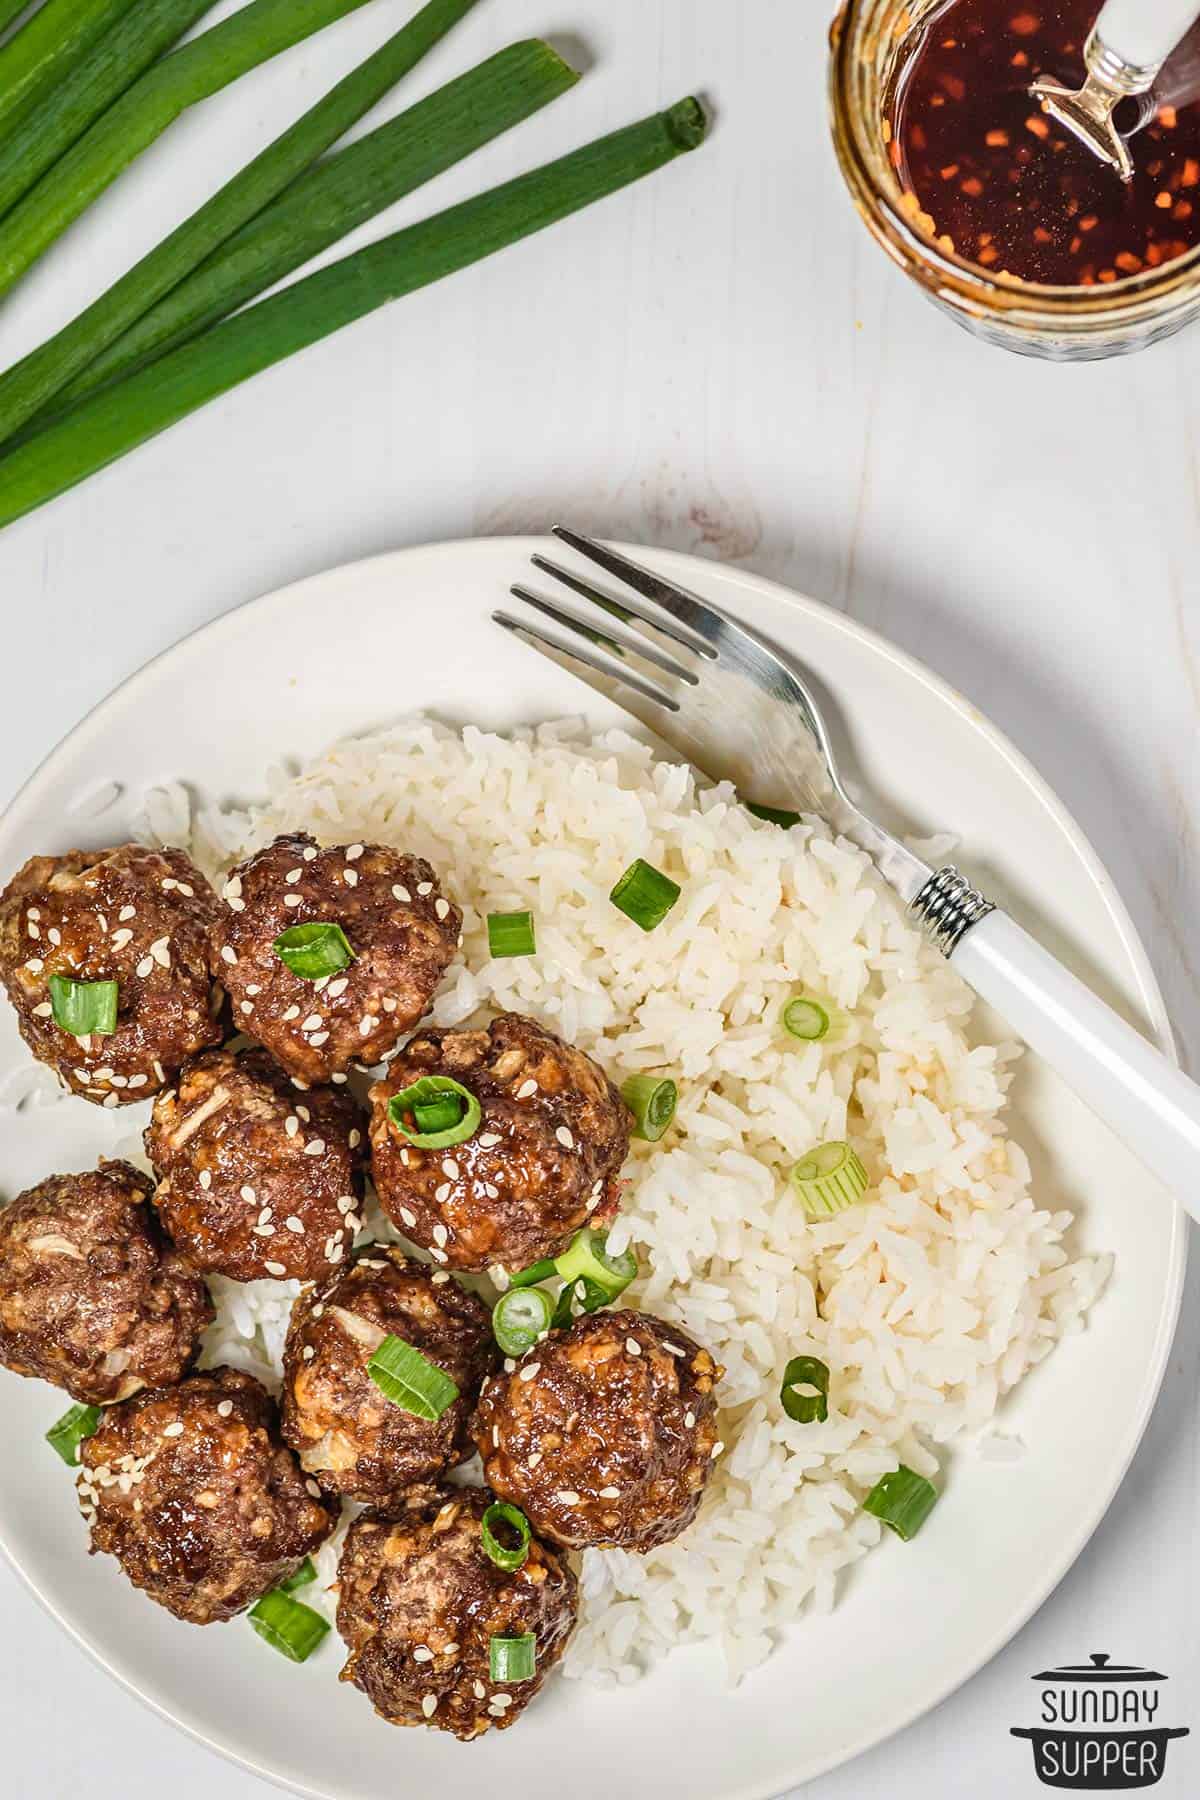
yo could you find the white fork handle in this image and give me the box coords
[952,910,1200,1221]
[1095,0,1198,73]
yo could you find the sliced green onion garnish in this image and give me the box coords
[387,1075,481,1150]
[508,1257,558,1290]
[45,1402,100,1465]
[248,1588,330,1663]
[550,1283,575,1331]
[553,1228,637,1301]
[782,996,834,1042]
[493,1285,553,1356]
[610,858,680,932]
[48,974,117,1037]
[780,1356,830,1424]
[367,1336,459,1421]
[487,910,537,958]
[272,920,355,980]
[480,1502,531,1573]
[412,1096,463,1134]
[746,801,801,828]
[277,1556,317,1593]
[489,1632,537,1682]
[790,1141,869,1220]
[620,1073,677,1142]
[550,1274,609,1330]
[863,1466,938,1541]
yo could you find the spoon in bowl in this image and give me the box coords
[1031,0,1200,178]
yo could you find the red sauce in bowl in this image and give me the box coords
[891,0,1200,284]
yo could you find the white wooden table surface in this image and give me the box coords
[0,2,1197,1795]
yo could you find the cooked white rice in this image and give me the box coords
[142,718,1111,1687]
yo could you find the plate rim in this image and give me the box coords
[0,535,1187,1800]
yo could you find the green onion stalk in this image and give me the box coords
[0,99,708,531]
[0,0,493,448]
[0,0,137,148]
[0,0,383,300]
[0,0,219,226]
[0,2,33,40]
[33,38,576,432]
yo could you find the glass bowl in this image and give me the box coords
[828,0,1200,359]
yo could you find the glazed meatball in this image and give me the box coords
[0,845,223,1105]
[280,1246,495,1505]
[474,1310,724,1552]
[144,1046,366,1282]
[337,1485,577,1738]
[77,1367,332,1624]
[0,1161,212,1405]
[369,1013,632,1273]
[213,834,460,1084]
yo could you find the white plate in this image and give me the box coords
[0,540,1185,1800]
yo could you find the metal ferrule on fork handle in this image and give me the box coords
[909,866,995,956]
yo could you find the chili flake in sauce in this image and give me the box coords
[891,0,1200,285]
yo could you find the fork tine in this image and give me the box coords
[552,528,722,654]
[530,554,711,667]
[492,611,681,715]
[510,583,698,688]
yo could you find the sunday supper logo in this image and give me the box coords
[1010,1654,1190,1790]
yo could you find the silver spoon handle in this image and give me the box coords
[913,871,1200,1221]
[1093,0,1199,80]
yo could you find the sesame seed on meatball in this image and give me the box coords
[213,834,460,1085]
[336,1485,577,1738]
[0,845,223,1106]
[144,1046,366,1283]
[280,1246,496,1506]
[0,1160,212,1405]
[77,1367,333,1624]
[368,1013,632,1274]
[473,1310,724,1552]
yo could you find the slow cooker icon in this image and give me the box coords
[1011,1653,1190,1790]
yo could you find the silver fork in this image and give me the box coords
[497,528,1200,1220]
